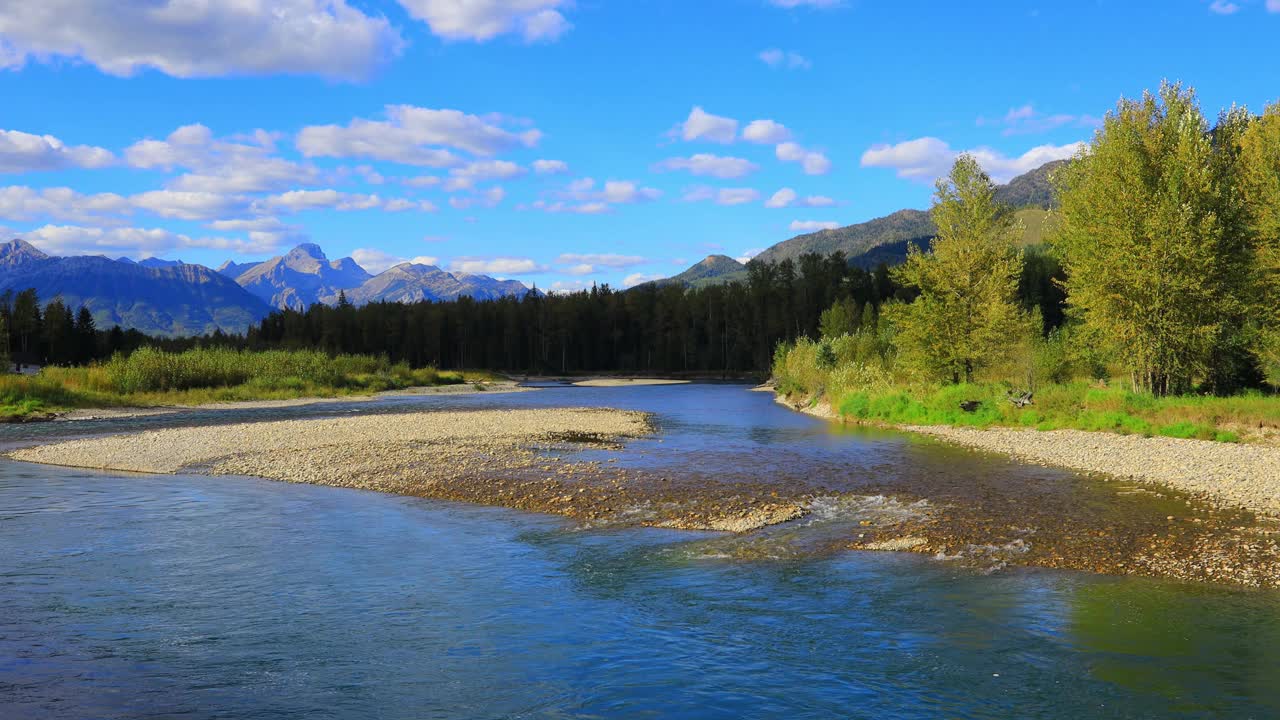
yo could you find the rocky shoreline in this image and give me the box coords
[6,407,808,533]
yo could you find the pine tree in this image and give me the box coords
[886,154,1028,383]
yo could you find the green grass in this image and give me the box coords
[0,347,472,421]
[775,338,1280,444]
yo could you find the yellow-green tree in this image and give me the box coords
[1239,101,1280,387]
[887,154,1028,384]
[1052,82,1244,395]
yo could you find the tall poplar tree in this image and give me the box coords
[1052,82,1243,395]
[887,154,1028,384]
[1238,101,1280,386]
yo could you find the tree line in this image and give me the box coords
[0,288,153,370]
[886,82,1279,396]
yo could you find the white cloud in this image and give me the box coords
[127,124,320,194]
[0,186,130,224]
[450,256,545,275]
[735,248,763,264]
[860,137,1084,183]
[24,224,281,257]
[623,272,665,288]
[396,0,572,43]
[548,279,595,293]
[980,104,1104,136]
[764,187,835,209]
[532,159,569,174]
[1209,0,1240,13]
[0,129,115,173]
[131,190,253,220]
[1269,0,1280,11]
[742,119,792,144]
[563,263,595,275]
[263,189,383,212]
[557,253,646,268]
[351,248,440,274]
[403,175,442,188]
[530,177,660,213]
[0,0,402,81]
[655,153,758,179]
[768,0,842,7]
[758,48,811,69]
[775,142,831,175]
[297,106,540,165]
[679,106,738,144]
[683,186,760,205]
[790,220,840,232]
[444,159,525,190]
[448,186,506,209]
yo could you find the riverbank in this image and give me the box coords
[6,407,805,533]
[50,380,528,422]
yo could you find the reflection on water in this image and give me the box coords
[2,384,1279,718]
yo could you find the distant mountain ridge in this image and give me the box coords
[0,239,271,337]
[0,239,534,336]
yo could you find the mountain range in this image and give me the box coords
[0,240,533,337]
[2,160,1064,337]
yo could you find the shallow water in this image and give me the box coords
[3,383,1279,718]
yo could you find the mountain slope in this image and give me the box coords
[231,243,371,311]
[752,160,1065,268]
[338,263,532,305]
[0,240,271,336]
[645,255,747,289]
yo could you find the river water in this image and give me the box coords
[2,384,1278,718]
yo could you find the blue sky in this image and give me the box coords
[2,0,1279,291]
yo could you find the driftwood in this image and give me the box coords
[959,400,982,413]
[1007,390,1034,408]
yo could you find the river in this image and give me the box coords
[2,383,1278,718]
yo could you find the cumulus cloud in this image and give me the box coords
[1209,0,1240,13]
[0,129,115,173]
[682,186,761,206]
[654,153,758,179]
[764,188,836,209]
[450,256,546,275]
[131,190,254,220]
[623,272,665,288]
[529,177,660,213]
[775,142,831,175]
[0,186,129,224]
[678,107,738,144]
[297,106,541,165]
[758,48,811,69]
[396,0,572,43]
[735,248,763,264]
[23,224,282,257]
[126,124,320,194]
[0,0,402,81]
[444,159,525,191]
[351,248,440,274]
[532,159,569,174]
[860,137,1085,183]
[742,119,792,144]
[448,186,506,209]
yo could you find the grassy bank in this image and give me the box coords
[0,347,475,420]
[774,336,1280,444]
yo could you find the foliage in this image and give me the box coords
[887,155,1031,383]
[0,348,463,419]
[1238,101,1280,388]
[1051,82,1252,395]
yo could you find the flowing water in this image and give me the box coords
[2,383,1279,718]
